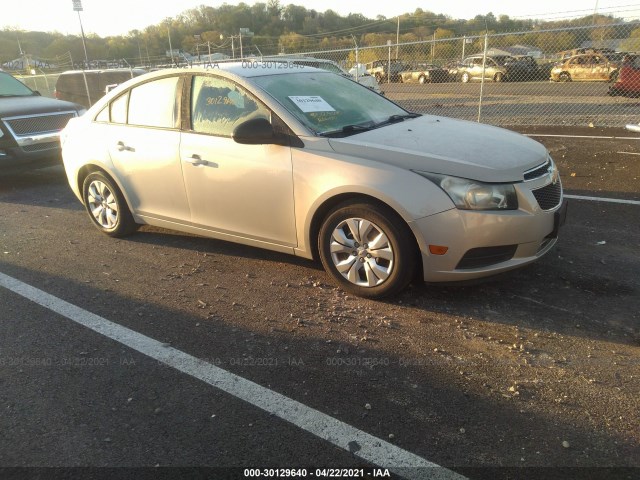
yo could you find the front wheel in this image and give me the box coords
[318,202,417,298]
[82,171,138,237]
[461,72,470,83]
[418,75,427,84]
[494,72,504,82]
[558,72,571,82]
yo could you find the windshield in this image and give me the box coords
[0,72,36,97]
[253,71,407,135]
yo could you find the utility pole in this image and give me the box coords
[396,16,400,59]
[71,0,89,65]
[167,25,174,64]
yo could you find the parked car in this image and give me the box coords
[60,63,565,298]
[0,70,85,171]
[399,63,449,84]
[550,53,623,82]
[346,63,382,93]
[511,55,544,81]
[271,57,381,94]
[608,54,640,97]
[444,60,465,82]
[54,68,146,108]
[457,55,533,82]
[366,59,410,83]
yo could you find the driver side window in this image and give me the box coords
[190,75,270,137]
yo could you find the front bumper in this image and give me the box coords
[0,141,62,170]
[411,187,566,282]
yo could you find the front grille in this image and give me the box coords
[4,112,76,136]
[22,141,60,152]
[456,245,518,270]
[532,181,562,210]
[524,159,551,180]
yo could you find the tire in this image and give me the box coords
[461,72,470,83]
[374,72,382,83]
[318,201,417,298]
[82,171,138,237]
[418,75,427,84]
[609,70,619,83]
[494,72,504,82]
[559,72,571,82]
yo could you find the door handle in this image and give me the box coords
[116,141,134,152]
[184,154,208,166]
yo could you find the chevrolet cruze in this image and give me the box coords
[61,63,566,298]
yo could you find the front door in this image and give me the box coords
[179,74,297,247]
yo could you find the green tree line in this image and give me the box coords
[0,1,635,68]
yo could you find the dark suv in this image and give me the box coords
[54,68,146,108]
[1,70,85,171]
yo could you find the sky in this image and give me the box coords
[2,1,639,37]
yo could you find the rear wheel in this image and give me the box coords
[318,201,417,298]
[374,72,382,83]
[494,72,504,82]
[418,75,427,84]
[82,172,138,237]
[461,72,470,83]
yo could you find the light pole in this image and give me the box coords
[71,0,89,65]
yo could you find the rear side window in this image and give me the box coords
[128,76,180,129]
[110,92,129,124]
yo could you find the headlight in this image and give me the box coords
[416,172,518,210]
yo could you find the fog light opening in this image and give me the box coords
[429,245,449,255]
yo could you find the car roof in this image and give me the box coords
[59,68,146,75]
[144,62,328,79]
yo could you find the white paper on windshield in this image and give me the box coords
[288,96,336,113]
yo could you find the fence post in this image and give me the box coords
[477,33,488,123]
[82,70,92,107]
[387,40,392,84]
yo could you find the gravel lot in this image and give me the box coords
[0,125,638,479]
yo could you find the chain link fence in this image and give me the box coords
[8,22,640,127]
[278,21,640,127]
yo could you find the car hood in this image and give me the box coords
[327,115,548,183]
[0,95,82,117]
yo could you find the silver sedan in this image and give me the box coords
[61,63,566,298]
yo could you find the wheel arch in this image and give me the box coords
[306,192,423,279]
[76,164,135,215]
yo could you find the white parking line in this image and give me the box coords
[565,194,640,206]
[0,271,464,480]
[525,134,640,140]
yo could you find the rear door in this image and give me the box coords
[104,74,190,222]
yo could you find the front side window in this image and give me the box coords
[190,75,270,137]
[128,76,180,129]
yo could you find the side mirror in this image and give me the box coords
[232,117,276,145]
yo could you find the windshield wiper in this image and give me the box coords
[319,123,374,138]
[319,113,421,138]
[385,113,422,124]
